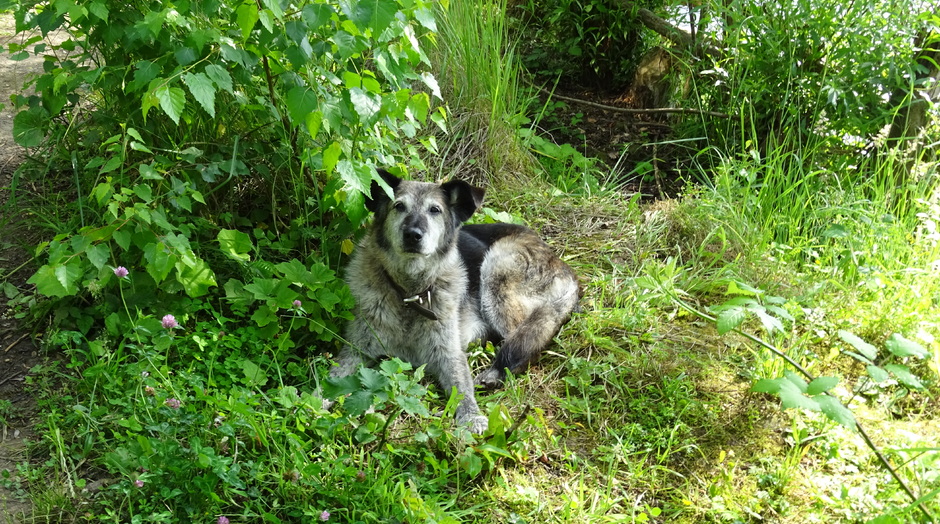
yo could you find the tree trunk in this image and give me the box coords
[886,30,940,151]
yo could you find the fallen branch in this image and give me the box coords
[542,88,731,119]
[621,3,723,58]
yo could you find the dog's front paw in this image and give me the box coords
[474,367,506,390]
[457,413,489,434]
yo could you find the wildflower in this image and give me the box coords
[141,371,149,378]
[292,299,302,309]
[217,517,230,524]
[113,266,129,278]
[164,398,181,409]
[320,510,330,521]
[356,470,366,482]
[134,479,144,488]
[144,386,156,396]
[161,314,179,329]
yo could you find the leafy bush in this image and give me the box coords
[512,0,664,88]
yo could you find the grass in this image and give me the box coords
[3,0,940,523]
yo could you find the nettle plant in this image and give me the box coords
[13,0,444,343]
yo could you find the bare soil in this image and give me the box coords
[0,13,67,522]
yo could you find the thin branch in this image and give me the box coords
[540,88,731,119]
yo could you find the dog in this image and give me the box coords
[330,169,580,433]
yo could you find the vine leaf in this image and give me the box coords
[155,85,186,125]
[883,364,925,390]
[815,395,856,428]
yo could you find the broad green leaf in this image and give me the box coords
[112,229,131,250]
[275,259,312,286]
[302,3,334,30]
[323,375,362,398]
[358,367,388,392]
[305,111,322,140]
[407,92,430,122]
[346,0,398,36]
[235,2,259,40]
[725,280,761,296]
[241,359,268,387]
[286,87,318,126]
[28,264,80,297]
[345,390,374,416]
[753,308,784,334]
[806,376,839,395]
[838,330,879,361]
[143,242,174,283]
[323,142,342,175]
[397,395,429,417]
[777,379,819,411]
[182,72,216,117]
[866,365,890,383]
[13,107,46,147]
[884,364,925,389]
[155,85,186,125]
[174,256,217,297]
[420,72,441,99]
[783,371,809,393]
[349,87,381,124]
[715,306,747,335]
[261,0,284,19]
[250,303,277,327]
[751,378,782,394]
[204,64,233,93]
[89,1,108,21]
[885,334,929,359]
[815,395,856,429]
[86,244,110,270]
[217,229,252,263]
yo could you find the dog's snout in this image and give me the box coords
[404,227,423,243]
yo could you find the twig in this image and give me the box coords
[505,404,532,441]
[540,88,731,118]
[670,294,936,523]
[4,333,29,353]
[0,372,25,387]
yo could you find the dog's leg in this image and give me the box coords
[475,305,567,389]
[426,351,489,433]
[329,348,368,379]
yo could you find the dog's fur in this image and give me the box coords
[331,169,580,433]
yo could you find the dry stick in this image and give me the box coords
[539,88,732,119]
[4,333,29,353]
[670,296,936,523]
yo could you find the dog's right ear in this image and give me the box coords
[366,169,401,213]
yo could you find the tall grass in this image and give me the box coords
[427,0,536,182]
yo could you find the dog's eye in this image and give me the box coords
[429,205,442,215]
[394,202,406,212]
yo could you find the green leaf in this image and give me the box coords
[885,334,929,359]
[715,306,747,335]
[884,364,925,389]
[806,376,839,395]
[13,107,47,147]
[182,72,216,117]
[86,244,110,270]
[323,375,362,398]
[89,1,108,21]
[725,280,761,296]
[347,0,398,36]
[143,243,174,283]
[155,85,186,125]
[751,378,782,394]
[174,256,217,297]
[777,379,819,411]
[349,87,381,124]
[112,229,131,250]
[217,229,253,263]
[204,64,233,93]
[28,264,79,297]
[345,390,374,416]
[241,359,268,387]
[866,365,890,383]
[303,3,334,30]
[323,142,342,175]
[235,2,259,40]
[753,308,784,334]
[837,330,879,361]
[358,367,388,392]
[814,395,856,429]
[397,395,429,417]
[286,87,319,127]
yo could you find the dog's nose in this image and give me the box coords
[404,227,423,243]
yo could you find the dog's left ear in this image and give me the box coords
[441,179,485,223]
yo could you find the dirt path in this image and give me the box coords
[0,13,68,523]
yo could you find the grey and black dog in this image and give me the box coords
[330,169,580,433]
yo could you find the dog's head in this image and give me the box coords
[366,169,484,256]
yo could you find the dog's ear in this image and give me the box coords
[441,179,485,223]
[366,169,401,213]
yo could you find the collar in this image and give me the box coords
[381,269,439,321]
